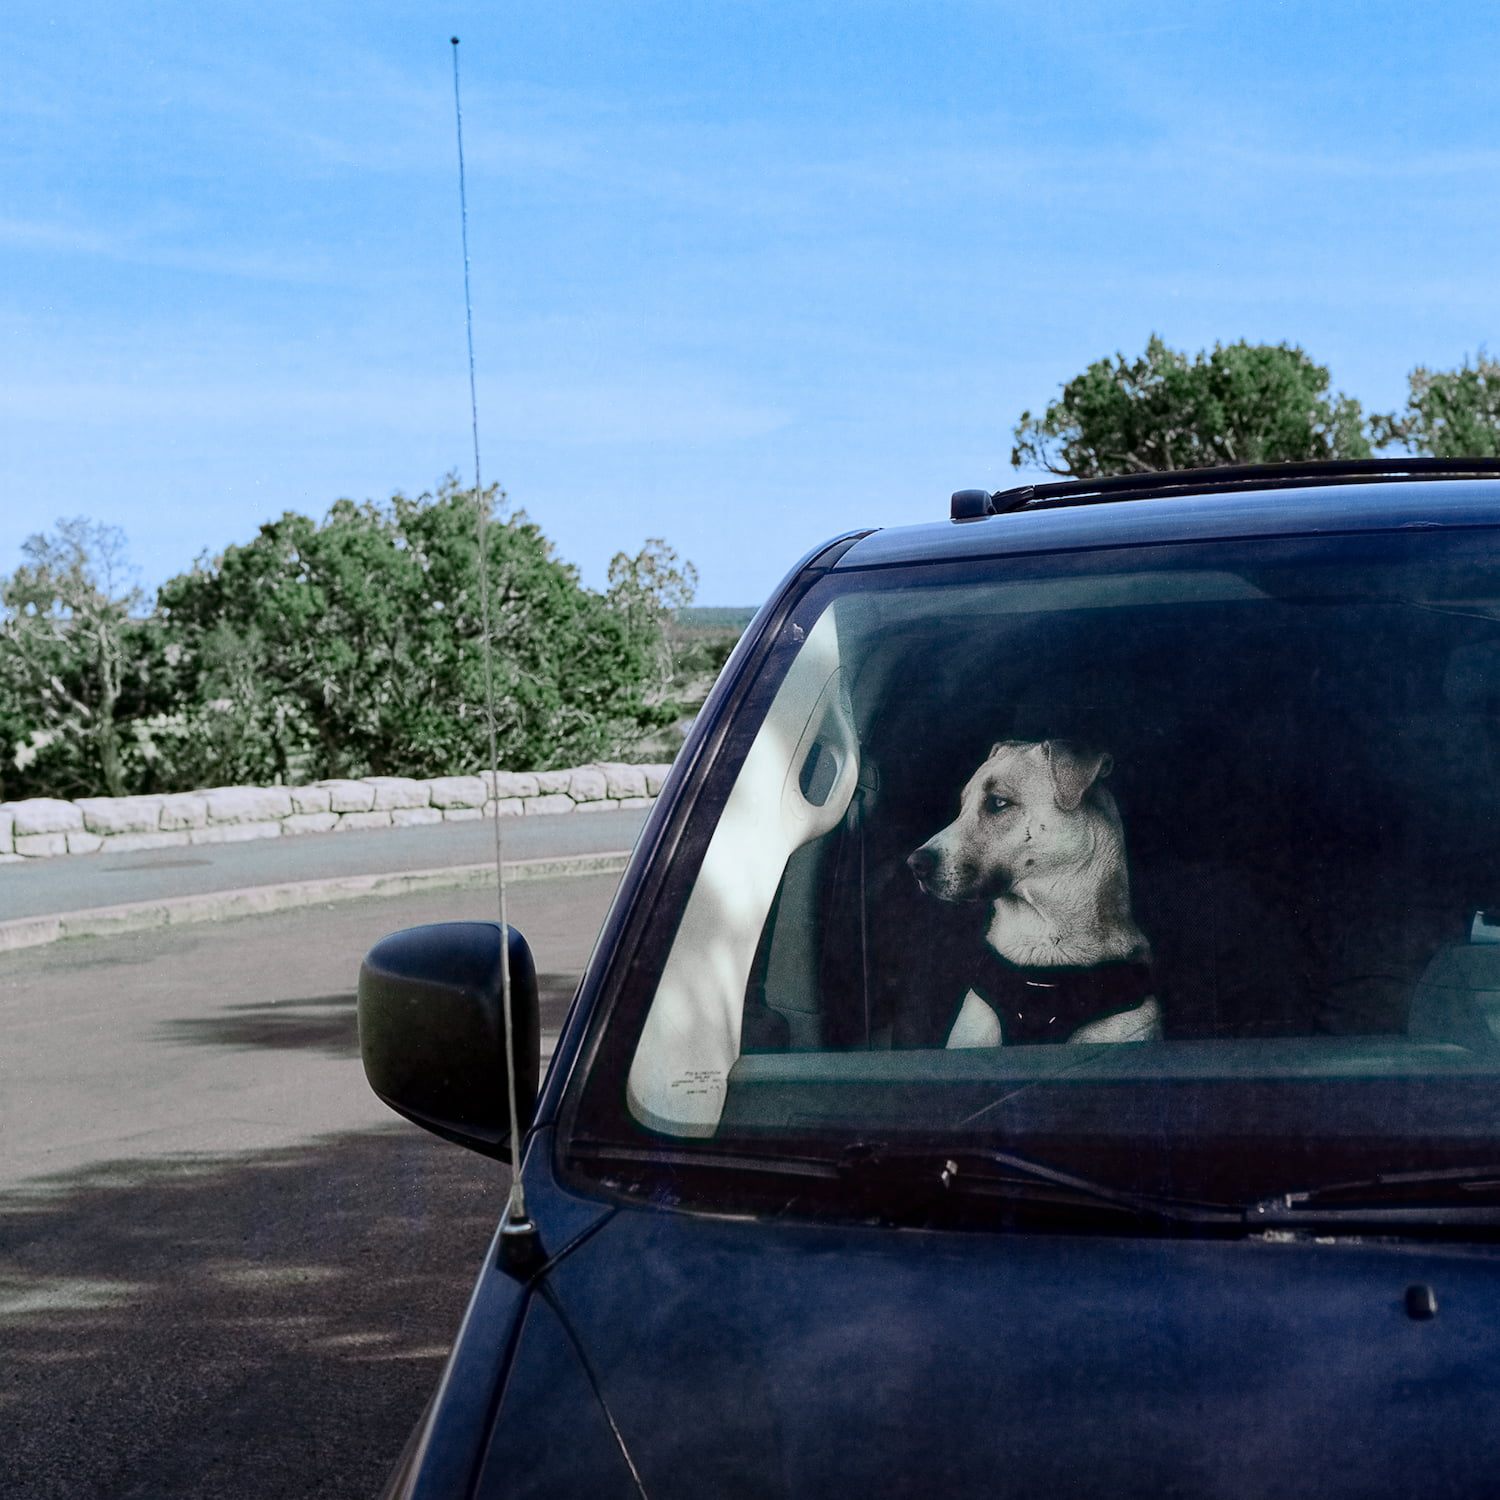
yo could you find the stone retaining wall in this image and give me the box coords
[0,763,673,861]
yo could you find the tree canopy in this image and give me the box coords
[1372,353,1500,458]
[1011,336,1373,478]
[1,518,151,798]
[0,483,697,799]
[155,480,686,785]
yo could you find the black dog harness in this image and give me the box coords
[967,949,1155,1044]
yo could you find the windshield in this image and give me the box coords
[566,529,1500,1220]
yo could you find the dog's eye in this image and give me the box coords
[986,794,1010,814]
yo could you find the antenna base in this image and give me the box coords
[498,1214,546,1279]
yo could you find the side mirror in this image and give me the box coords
[357,922,540,1160]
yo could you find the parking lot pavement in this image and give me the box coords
[0,805,650,921]
[0,872,620,1500]
[4,1129,502,1500]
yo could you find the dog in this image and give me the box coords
[907,739,1162,1048]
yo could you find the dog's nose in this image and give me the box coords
[908,846,938,884]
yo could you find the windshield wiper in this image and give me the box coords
[835,1143,1240,1228]
[1250,1163,1500,1227]
[571,1138,1238,1226]
[581,1139,1500,1233]
[569,1140,842,1182]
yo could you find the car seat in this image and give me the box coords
[1406,925,1500,1054]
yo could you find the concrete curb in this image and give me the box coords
[0,851,632,955]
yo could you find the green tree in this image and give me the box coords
[141,618,294,791]
[0,518,152,798]
[1011,336,1373,478]
[157,479,683,782]
[607,538,699,713]
[1371,353,1500,457]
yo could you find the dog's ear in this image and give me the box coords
[1043,740,1112,810]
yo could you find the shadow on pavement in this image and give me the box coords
[157,993,362,1057]
[1,1127,504,1500]
[153,973,581,1058]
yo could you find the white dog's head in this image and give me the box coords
[907,739,1115,904]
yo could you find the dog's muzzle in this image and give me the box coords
[909,841,1007,903]
[907,845,940,890]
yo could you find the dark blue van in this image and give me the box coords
[361,460,1500,1498]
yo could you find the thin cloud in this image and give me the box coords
[0,373,791,447]
[0,216,341,282]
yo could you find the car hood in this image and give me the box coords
[479,1201,1500,1500]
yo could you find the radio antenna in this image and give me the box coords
[450,35,533,1249]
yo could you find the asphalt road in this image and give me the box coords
[0,805,650,920]
[0,872,621,1500]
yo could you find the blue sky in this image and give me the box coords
[6,1,1500,605]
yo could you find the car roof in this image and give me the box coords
[835,473,1500,572]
